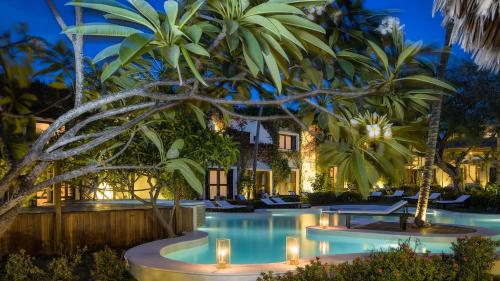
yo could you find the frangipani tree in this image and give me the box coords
[319,112,413,197]
[0,0,455,235]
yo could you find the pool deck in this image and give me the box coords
[125,207,500,281]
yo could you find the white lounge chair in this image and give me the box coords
[325,200,410,230]
[403,192,419,200]
[236,194,247,201]
[428,192,441,201]
[288,191,297,196]
[436,195,471,209]
[385,190,404,199]
[369,191,383,200]
[272,197,301,208]
[216,200,246,209]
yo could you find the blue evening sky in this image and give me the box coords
[0,0,469,60]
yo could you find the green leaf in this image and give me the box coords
[166,139,185,159]
[398,75,456,92]
[261,33,289,62]
[293,29,334,56]
[240,29,264,71]
[263,51,282,93]
[101,59,122,81]
[367,40,389,74]
[67,1,155,31]
[166,159,203,194]
[338,59,354,79]
[119,33,153,64]
[164,45,180,67]
[268,18,305,50]
[183,43,209,57]
[271,15,325,33]
[163,0,178,28]
[244,15,281,38]
[184,25,202,44]
[242,46,260,77]
[129,0,160,29]
[187,103,206,128]
[396,41,422,72]
[178,0,205,28]
[245,3,304,17]
[64,23,141,37]
[180,46,207,86]
[93,43,121,63]
[140,125,166,161]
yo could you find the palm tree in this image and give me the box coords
[414,23,453,226]
[433,0,499,73]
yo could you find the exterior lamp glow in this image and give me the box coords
[319,212,329,229]
[332,212,339,227]
[286,236,300,265]
[216,238,231,268]
[366,124,381,139]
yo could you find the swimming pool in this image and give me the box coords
[164,208,500,264]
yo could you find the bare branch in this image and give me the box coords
[46,0,71,42]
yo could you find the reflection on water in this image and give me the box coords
[164,210,500,264]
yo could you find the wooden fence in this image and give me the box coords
[0,202,205,256]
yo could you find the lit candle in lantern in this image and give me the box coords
[319,212,329,229]
[286,236,300,265]
[319,241,329,255]
[216,238,231,268]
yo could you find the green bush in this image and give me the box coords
[47,248,85,281]
[92,247,132,281]
[258,237,499,281]
[310,173,333,193]
[3,250,46,281]
[452,236,500,281]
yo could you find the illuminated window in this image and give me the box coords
[208,169,228,199]
[278,134,297,150]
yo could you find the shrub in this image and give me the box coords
[91,247,131,281]
[46,247,85,281]
[258,237,499,281]
[307,192,337,205]
[310,173,333,193]
[3,250,46,281]
[451,236,500,281]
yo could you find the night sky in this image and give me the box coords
[0,0,469,60]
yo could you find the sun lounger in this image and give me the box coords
[325,200,410,230]
[216,200,247,209]
[236,194,247,201]
[272,197,301,208]
[288,191,297,196]
[385,190,404,199]
[403,192,419,200]
[260,198,297,208]
[436,195,471,209]
[205,200,247,212]
[369,191,383,200]
[404,192,440,203]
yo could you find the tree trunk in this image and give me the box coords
[73,7,84,108]
[252,107,264,198]
[496,123,500,187]
[415,23,453,227]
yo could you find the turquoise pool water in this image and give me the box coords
[164,208,500,264]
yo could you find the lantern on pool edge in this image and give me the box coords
[216,238,231,268]
[319,212,329,229]
[286,236,300,265]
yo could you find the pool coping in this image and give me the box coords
[306,224,499,241]
[125,225,499,281]
[125,231,374,281]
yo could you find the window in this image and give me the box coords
[208,169,228,199]
[278,134,297,150]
